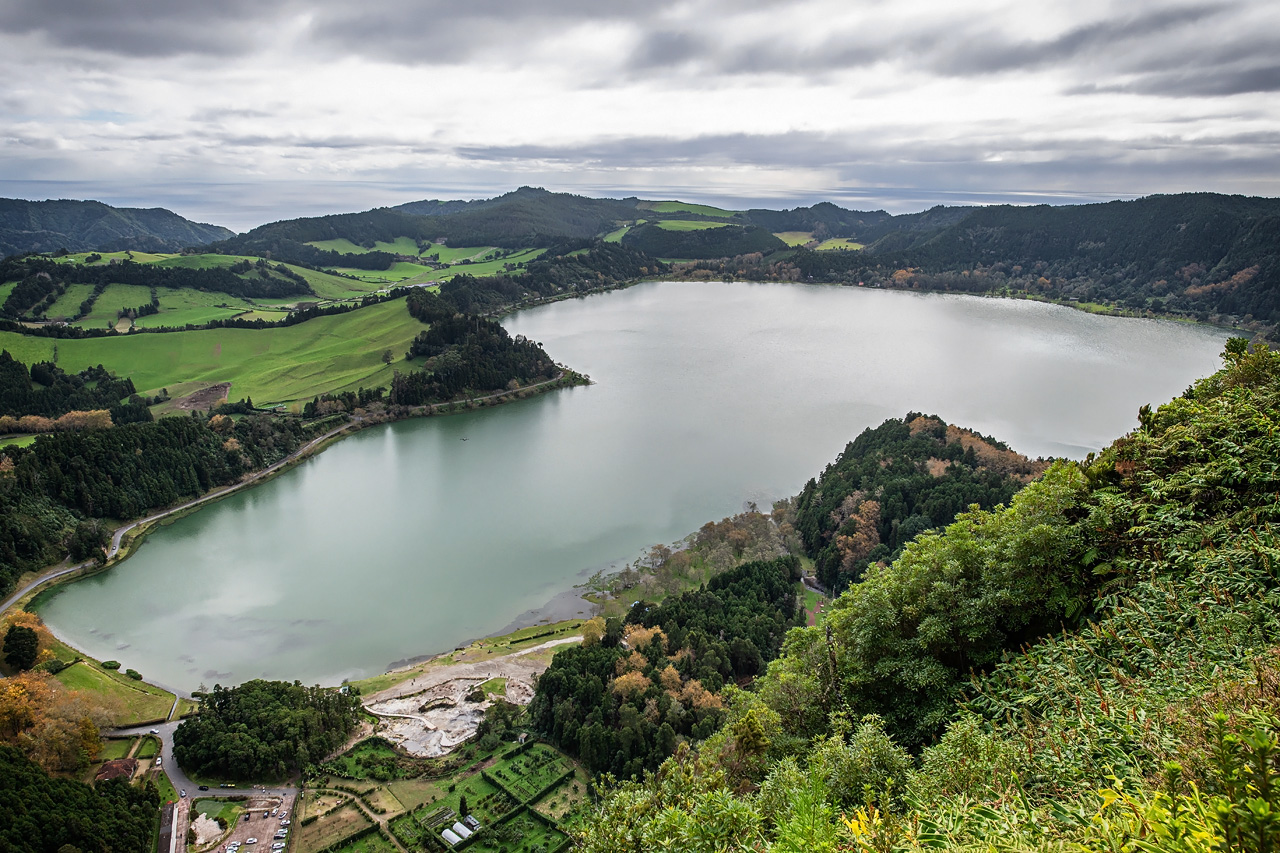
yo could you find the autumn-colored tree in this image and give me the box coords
[580,616,606,648]
[615,651,648,677]
[834,499,881,580]
[623,624,666,652]
[611,671,652,699]
[659,664,683,693]
[53,410,112,431]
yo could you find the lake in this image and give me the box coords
[39,282,1232,691]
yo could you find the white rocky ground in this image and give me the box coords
[364,637,580,757]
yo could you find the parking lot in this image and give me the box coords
[194,791,297,852]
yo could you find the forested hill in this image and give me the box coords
[575,338,1280,851]
[0,198,233,256]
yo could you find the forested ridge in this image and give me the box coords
[795,414,1045,592]
[572,339,1280,852]
[0,197,232,257]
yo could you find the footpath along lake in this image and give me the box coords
[39,282,1233,690]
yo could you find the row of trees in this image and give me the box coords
[0,350,144,420]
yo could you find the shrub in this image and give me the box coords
[125,669,142,680]
[100,660,120,670]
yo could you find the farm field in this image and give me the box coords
[53,660,176,726]
[654,219,729,231]
[43,283,97,321]
[151,253,259,270]
[773,231,814,246]
[815,237,864,250]
[330,261,436,284]
[56,251,178,265]
[602,226,630,243]
[0,281,14,304]
[75,283,155,328]
[296,803,373,851]
[131,287,258,328]
[0,435,36,448]
[424,248,544,281]
[0,297,422,406]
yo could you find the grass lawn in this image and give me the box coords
[0,434,36,448]
[815,238,864,251]
[478,677,507,697]
[386,778,446,812]
[98,737,135,760]
[641,200,737,218]
[365,786,405,817]
[194,797,242,824]
[0,297,423,406]
[654,219,729,231]
[296,803,372,852]
[773,231,815,246]
[135,735,160,759]
[53,660,175,726]
[153,768,179,804]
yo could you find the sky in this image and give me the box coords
[1,0,1278,232]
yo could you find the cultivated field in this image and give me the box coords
[0,297,423,406]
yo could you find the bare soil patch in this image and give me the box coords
[172,382,231,412]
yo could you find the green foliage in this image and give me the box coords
[0,746,159,852]
[173,679,361,780]
[0,197,232,256]
[529,557,801,779]
[794,413,1036,591]
[99,660,120,670]
[2,624,38,670]
[809,714,912,809]
[0,350,141,419]
[623,221,785,258]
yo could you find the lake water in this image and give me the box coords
[40,282,1232,692]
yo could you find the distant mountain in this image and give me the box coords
[0,198,234,256]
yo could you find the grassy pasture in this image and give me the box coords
[75,283,154,329]
[654,220,730,231]
[151,254,259,270]
[815,238,864,251]
[641,200,737,218]
[0,297,422,405]
[56,251,177,265]
[0,435,36,448]
[53,660,176,726]
[43,283,97,321]
[0,281,15,304]
[330,834,398,853]
[131,287,257,329]
[308,238,369,255]
[330,261,436,284]
[423,244,497,264]
[774,231,815,246]
[423,248,546,282]
[603,226,630,243]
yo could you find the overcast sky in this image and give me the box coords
[1,0,1277,231]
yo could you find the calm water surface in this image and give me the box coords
[40,283,1231,690]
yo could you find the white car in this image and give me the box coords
[245,839,258,845]
[279,820,290,826]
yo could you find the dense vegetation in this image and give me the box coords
[573,339,1280,852]
[0,197,232,256]
[528,557,801,779]
[0,398,310,597]
[622,221,785,259]
[794,414,1043,592]
[0,745,159,853]
[0,350,149,425]
[173,679,361,780]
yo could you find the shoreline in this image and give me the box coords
[2,280,1241,704]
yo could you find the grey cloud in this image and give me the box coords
[0,0,290,58]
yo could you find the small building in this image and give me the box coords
[463,815,481,831]
[441,828,462,845]
[451,822,472,839]
[95,758,137,783]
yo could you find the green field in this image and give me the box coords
[654,220,730,231]
[194,798,242,824]
[426,248,545,281]
[331,261,436,284]
[151,253,259,270]
[0,434,37,449]
[54,661,176,725]
[131,288,257,328]
[0,281,15,304]
[815,238,864,251]
[330,834,398,853]
[423,244,497,264]
[57,251,177,265]
[99,738,135,761]
[76,283,155,329]
[0,297,422,406]
[602,226,630,243]
[135,736,160,759]
[43,283,97,321]
[308,238,372,255]
[773,231,815,246]
[642,201,737,218]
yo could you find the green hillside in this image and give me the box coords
[0,197,233,256]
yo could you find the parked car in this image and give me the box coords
[179,790,186,798]
[148,728,159,734]
[198,785,209,791]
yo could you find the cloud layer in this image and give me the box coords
[1,0,1276,229]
